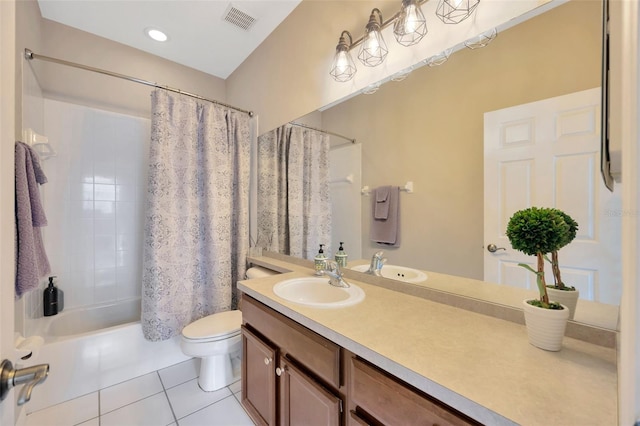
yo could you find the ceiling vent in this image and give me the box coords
[223,5,257,31]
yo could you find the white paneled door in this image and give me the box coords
[484,88,622,304]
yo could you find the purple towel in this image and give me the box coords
[370,186,400,247]
[374,186,391,219]
[15,141,50,297]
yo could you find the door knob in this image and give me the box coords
[264,357,272,365]
[487,244,506,253]
[0,359,49,406]
[275,366,287,377]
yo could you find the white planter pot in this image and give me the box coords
[547,287,580,320]
[522,300,570,351]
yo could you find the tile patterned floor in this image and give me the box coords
[25,358,255,426]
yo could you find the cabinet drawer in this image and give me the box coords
[242,296,341,389]
[350,357,479,426]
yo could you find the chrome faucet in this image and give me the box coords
[0,359,49,406]
[366,251,387,276]
[321,261,350,288]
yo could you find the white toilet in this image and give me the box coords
[180,266,277,391]
[180,310,243,392]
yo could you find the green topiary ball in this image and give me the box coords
[549,209,579,249]
[506,207,570,256]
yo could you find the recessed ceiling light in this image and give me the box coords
[145,27,168,42]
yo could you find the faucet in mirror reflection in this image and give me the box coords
[366,251,387,276]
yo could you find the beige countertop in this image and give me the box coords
[239,256,617,426]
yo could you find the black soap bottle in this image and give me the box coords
[43,276,58,317]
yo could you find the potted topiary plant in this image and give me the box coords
[506,206,571,351]
[546,209,580,320]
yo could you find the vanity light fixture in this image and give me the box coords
[330,31,358,82]
[424,48,453,66]
[145,27,168,42]
[436,0,480,24]
[362,82,381,95]
[464,27,497,49]
[358,9,388,67]
[393,0,428,47]
[391,67,413,81]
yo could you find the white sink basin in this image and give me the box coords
[351,264,428,283]
[273,277,365,309]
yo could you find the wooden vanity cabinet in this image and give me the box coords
[241,295,479,426]
[348,356,480,426]
[241,296,344,426]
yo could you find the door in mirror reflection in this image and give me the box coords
[484,88,622,305]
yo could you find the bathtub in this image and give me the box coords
[25,298,190,414]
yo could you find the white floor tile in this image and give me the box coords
[166,378,231,420]
[228,379,241,394]
[100,392,175,426]
[25,392,98,426]
[178,395,254,426]
[100,371,164,414]
[158,358,199,389]
[77,418,100,426]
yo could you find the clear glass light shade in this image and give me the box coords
[393,0,428,47]
[436,0,480,25]
[464,28,497,50]
[330,35,357,82]
[358,10,388,67]
[424,48,453,67]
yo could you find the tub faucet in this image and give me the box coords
[366,251,387,276]
[0,359,49,406]
[321,261,350,288]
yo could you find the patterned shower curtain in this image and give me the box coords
[142,90,251,342]
[257,125,332,259]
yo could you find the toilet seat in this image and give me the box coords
[182,310,242,342]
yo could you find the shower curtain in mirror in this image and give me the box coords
[257,125,332,259]
[142,90,250,342]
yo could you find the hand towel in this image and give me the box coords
[370,186,400,247]
[374,186,391,219]
[15,141,51,297]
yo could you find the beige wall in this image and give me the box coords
[227,0,393,133]
[321,1,602,279]
[16,1,226,119]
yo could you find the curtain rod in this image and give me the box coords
[289,122,356,144]
[24,48,254,117]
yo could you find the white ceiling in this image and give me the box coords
[37,0,301,79]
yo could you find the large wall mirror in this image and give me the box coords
[259,0,621,329]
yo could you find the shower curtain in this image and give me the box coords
[142,90,250,342]
[257,125,332,259]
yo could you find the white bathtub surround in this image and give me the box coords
[25,299,189,413]
[25,359,253,426]
[142,90,251,342]
[22,98,150,331]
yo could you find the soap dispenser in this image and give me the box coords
[335,242,348,268]
[43,276,58,317]
[314,244,328,276]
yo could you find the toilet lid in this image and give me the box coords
[182,310,242,340]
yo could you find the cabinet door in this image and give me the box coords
[242,325,278,426]
[279,358,342,426]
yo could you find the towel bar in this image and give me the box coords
[361,181,413,195]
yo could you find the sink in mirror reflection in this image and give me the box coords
[351,264,427,283]
[273,277,365,309]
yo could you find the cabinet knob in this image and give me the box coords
[275,366,287,376]
[264,357,272,365]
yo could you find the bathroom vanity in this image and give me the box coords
[238,255,617,426]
